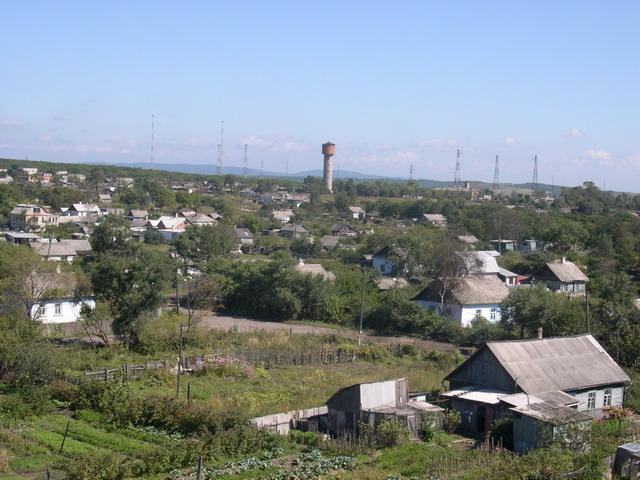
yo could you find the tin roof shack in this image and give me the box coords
[614,442,640,479]
[441,335,629,435]
[326,378,443,440]
[251,406,328,436]
[511,402,592,454]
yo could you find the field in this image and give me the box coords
[0,330,461,479]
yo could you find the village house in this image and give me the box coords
[9,204,59,231]
[319,235,341,251]
[285,193,311,207]
[127,209,149,220]
[186,213,217,227]
[146,215,187,241]
[330,223,357,237]
[376,277,408,291]
[98,193,112,204]
[414,275,510,326]
[30,272,95,324]
[372,245,407,276]
[31,239,92,263]
[519,239,545,254]
[531,258,588,295]
[294,259,335,281]
[420,213,447,228]
[347,206,366,220]
[441,334,630,438]
[64,203,101,217]
[272,209,294,223]
[490,239,518,254]
[22,167,39,182]
[279,224,309,240]
[457,234,479,246]
[234,228,254,251]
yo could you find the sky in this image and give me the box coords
[1,1,639,190]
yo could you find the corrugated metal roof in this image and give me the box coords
[545,260,589,282]
[458,251,500,275]
[511,401,592,425]
[441,386,509,405]
[487,334,629,393]
[451,275,510,305]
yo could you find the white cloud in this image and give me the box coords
[503,136,516,145]
[0,119,28,129]
[567,128,583,137]
[585,149,611,160]
[240,134,312,154]
[417,138,457,150]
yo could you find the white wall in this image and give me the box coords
[415,300,501,327]
[572,386,624,414]
[31,298,95,324]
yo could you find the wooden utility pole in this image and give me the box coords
[358,266,366,346]
[59,419,71,454]
[176,323,184,398]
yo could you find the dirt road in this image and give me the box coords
[196,311,461,352]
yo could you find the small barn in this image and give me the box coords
[326,378,443,439]
[532,258,588,295]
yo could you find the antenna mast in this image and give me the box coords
[260,159,264,178]
[243,144,248,177]
[150,114,155,169]
[409,164,414,181]
[285,159,289,177]
[493,154,499,192]
[216,121,224,175]
[454,149,461,186]
[532,155,538,194]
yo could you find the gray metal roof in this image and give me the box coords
[32,239,91,257]
[458,251,500,275]
[452,275,510,305]
[511,401,592,425]
[545,260,589,282]
[487,334,629,393]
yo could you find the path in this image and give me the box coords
[196,311,461,352]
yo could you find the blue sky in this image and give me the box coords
[1,1,638,190]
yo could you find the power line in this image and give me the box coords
[493,154,499,192]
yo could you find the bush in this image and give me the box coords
[48,379,79,403]
[442,409,461,433]
[290,429,323,448]
[59,452,127,480]
[375,419,408,447]
[488,418,513,450]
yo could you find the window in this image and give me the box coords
[490,308,497,321]
[54,303,62,316]
[587,391,596,409]
[604,388,612,407]
[475,309,482,319]
[37,304,46,317]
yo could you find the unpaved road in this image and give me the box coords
[196,311,461,352]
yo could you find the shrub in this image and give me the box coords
[48,379,79,403]
[290,429,323,447]
[59,452,127,480]
[0,448,8,472]
[375,419,408,448]
[442,409,461,433]
[488,418,513,450]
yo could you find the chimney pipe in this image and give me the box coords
[561,256,566,263]
[537,327,543,339]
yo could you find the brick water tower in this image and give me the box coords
[322,142,336,192]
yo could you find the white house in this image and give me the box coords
[31,239,92,263]
[272,209,294,223]
[414,275,510,327]
[347,206,366,220]
[65,203,101,217]
[372,245,407,276]
[29,272,95,324]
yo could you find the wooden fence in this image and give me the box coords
[84,347,355,381]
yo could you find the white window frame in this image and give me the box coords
[54,303,62,316]
[490,308,497,320]
[603,388,612,407]
[475,309,482,319]
[37,304,47,317]
[587,391,596,409]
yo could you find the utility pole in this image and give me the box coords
[493,154,499,192]
[358,266,366,346]
[176,323,184,398]
[532,155,538,195]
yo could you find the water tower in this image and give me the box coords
[322,142,336,192]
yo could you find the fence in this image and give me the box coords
[84,347,355,382]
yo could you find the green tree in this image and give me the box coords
[90,215,132,253]
[174,224,235,269]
